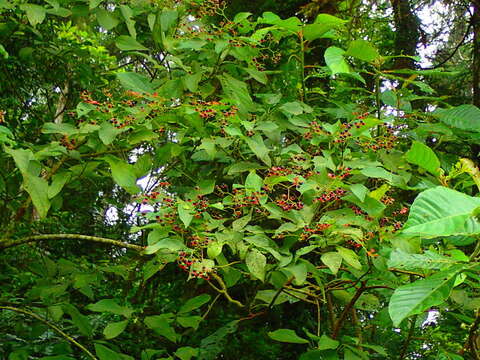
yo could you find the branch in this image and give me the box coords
[399,315,418,360]
[207,273,244,308]
[332,282,367,339]
[0,306,97,360]
[0,234,145,252]
[460,309,480,359]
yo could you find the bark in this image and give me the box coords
[473,0,480,107]
[391,0,421,69]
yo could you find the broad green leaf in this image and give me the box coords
[346,40,379,62]
[103,320,128,339]
[95,344,128,360]
[207,242,223,259]
[160,9,178,32]
[388,267,462,326]
[434,105,480,132]
[116,72,154,94]
[324,46,349,75]
[104,156,140,194]
[48,173,70,199]
[20,4,46,26]
[177,200,194,228]
[232,211,252,231]
[405,141,440,175]
[175,347,198,360]
[98,122,124,145]
[176,315,202,329]
[42,122,77,135]
[303,14,345,41]
[245,134,271,166]
[0,44,8,59]
[246,248,266,281]
[179,294,211,314]
[63,305,93,337]
[115,35,148,51]
[268,329,309,344]
[96,8,119,30]
[402,186,480,237]
[5,147,37,175]
[24,175,50,218]
[318,334,339,350]
[218,73,255,113]
[144,238,185,254]
[388,249,457,270]
[87,299,134,318]
[144,314,177,342]
[245,171,263,192]
[350,183,368,202]
[336,247,362,270]
[321,252,343,274]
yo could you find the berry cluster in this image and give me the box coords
[267,166,293,177]
[60,136,76,150]
[192,195,210,218]
[177,251,211,280]
[275,194,304,211]
[327,167,352,180]
[188,235,212,247]
[300,223,331,241]
[232,189,263,216]
[313,188,346,203]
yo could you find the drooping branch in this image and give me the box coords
[0,305,97,360]
[0,234,145,252]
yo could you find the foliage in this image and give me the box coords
[1,0,480,359]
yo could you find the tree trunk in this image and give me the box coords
[473,0,480,106]
[391,0,421,69]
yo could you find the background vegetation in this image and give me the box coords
[1,0,480,359]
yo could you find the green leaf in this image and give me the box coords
[388,249,457,271]
[303,14,345,41]
[175,347,198,360]
[434,105,480,132]
[144,314,177,342]
[179,294,211,314]
[20,4,46,26]
[402,186,480,237]
[388,267,462,326]
[104,156,140,194]
[144,237,185,254]
[177,200,194,228]
[160,9,178,32]
[115,35,148,51]
[0,44,8,59]
[245,171,263,192]
[103,320,128,339]
[246,248,266,281]
[96,8,119,30]
[48,173,70,199]
[95,344,125,360]
[24,175,50,218]
[42,122,77,136]
[116,72,154,94]
[245,134,271,166]
[336,247,362,270]
[318,334,339,350]
[87,299,134,318]
[176,315,202,329]
[268,329,309,344]
[207,242,223,259]
[218,73,256,113]
[98,122,124,145]
[405,141,440,175]
[324,46,349,75]
[350,183,368,202]
[63,305,92,337]
[321,252,343,274]
[346,40,380,62]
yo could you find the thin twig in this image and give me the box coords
[0,306,97,360]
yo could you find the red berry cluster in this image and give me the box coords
[177,251,211,280]
[300,223,331,241]
[275,194,304,211]
[60,135,76,150]
[192,195,210,218]
[355,123,398,151]
[232,189,263,216]
[392,206,409,216]
[188,235,212,247]
[267,166,293,177]
[303,121,324,140]
[381,196,395,205]
[327,167,352,180]
[314,189,346,203]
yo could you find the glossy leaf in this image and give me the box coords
[268,329,309,344]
